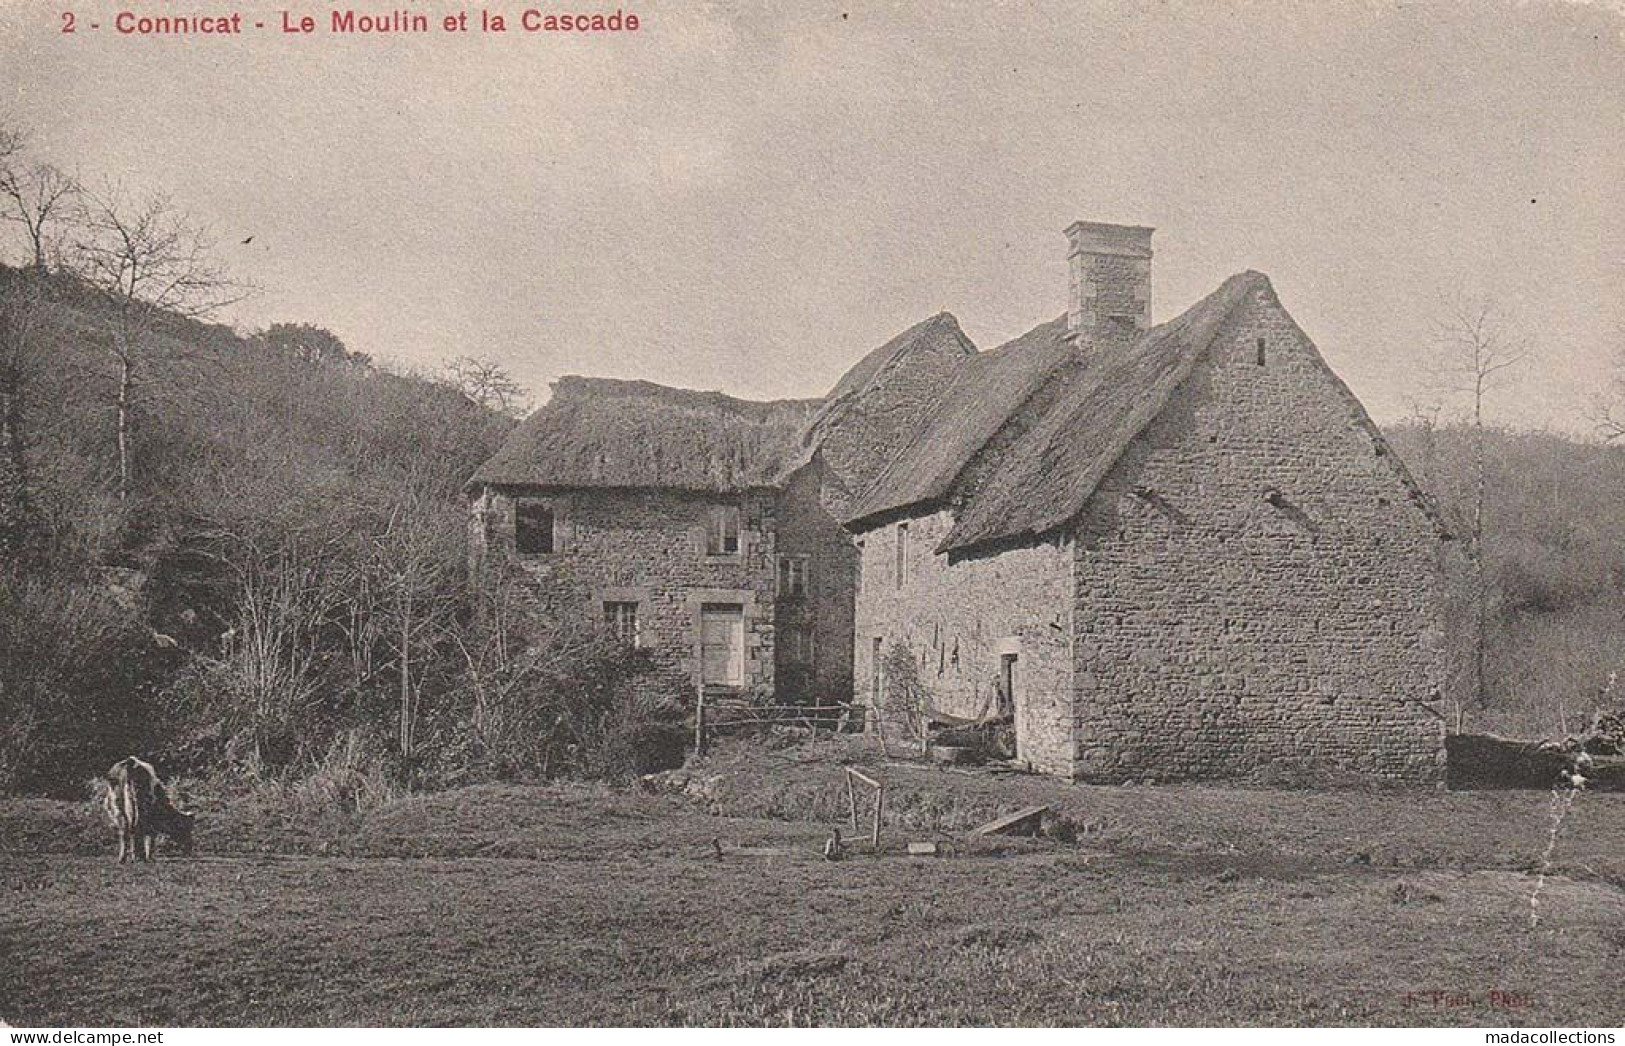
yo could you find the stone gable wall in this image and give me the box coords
[1069,286,1447,783]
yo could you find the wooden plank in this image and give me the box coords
[846,767,881,789]
[694,681,707,756]
[970,805,1049,838]
[907,841,939,856]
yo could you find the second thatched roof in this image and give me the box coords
[468,377,820,493]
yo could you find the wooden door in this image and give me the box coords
[700,604,745,687]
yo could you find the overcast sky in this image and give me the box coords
[2,0,1621,430]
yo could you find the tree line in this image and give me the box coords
[1,119,1620,797]
[0,123,679,799]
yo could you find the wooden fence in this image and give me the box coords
[692,684,854,755]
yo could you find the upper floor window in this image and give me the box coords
[778,555,809,599]
[603,601,639,647]
[515,499,559,555]
[785,624,814,664]
[895,521,909,588]
[707,504,741,556]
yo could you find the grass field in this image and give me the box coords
[3,739,1623,1027]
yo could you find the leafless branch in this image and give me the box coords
[1584,333,1625,444]
[442,355,530,417]
[63,184,253,502]
[0,162,78,271]
[70,184,251,327]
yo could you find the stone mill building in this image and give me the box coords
[467,220,1452,783]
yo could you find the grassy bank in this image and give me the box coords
[3,743,1623,1026]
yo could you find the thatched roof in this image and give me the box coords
[805,312,978,515]
[841,315,1076,526]
[937,272,1265,550]
[820,312,975,408]
[846,271,1444,551]
[469,377,819,492]
[470,272,1443,544]
[471,314,975,499]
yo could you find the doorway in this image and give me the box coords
[999,653,1018,720]
[700,604,745,687]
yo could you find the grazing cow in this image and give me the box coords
[98,756,195,863]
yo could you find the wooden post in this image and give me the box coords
[695,681,707,756]
[845,769,858,833]
[871,782,883,851]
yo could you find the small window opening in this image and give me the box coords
[1255,337,1267,367]
[894,522,909,588]
[515,500,557,555]
[603,601,638,646]
[778,556,809,598]
[707,504,741,555]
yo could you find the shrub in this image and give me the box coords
[436,618,677,784]
[0,569,178,794]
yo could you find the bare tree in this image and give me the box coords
[68,186,246,502]
[0,162,77,272]
[443,355,529,417]
[0,120,22,169]
[371,487,463,762]
[1586,334,1625,444]
[1424,293,1532,713]
[0,275,46,554]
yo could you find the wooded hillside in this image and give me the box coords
[1387,423,1625,737]
[2,255,1621,791]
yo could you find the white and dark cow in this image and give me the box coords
[97,756,195,863]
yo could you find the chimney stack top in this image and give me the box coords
[1065,220,1154,342]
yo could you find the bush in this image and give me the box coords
[0,569,179,794]
[435,622,680,784]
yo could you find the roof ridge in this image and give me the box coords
[936,271,1268,551]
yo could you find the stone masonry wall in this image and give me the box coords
[1070,284,1447,783]
[474,486,778,697]
[852,510,1075,774]
[775,459,857,704]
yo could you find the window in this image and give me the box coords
[784,624,814,664]
[515,500,557,555]
[777,556,809,599]
[1255,337,1267,367]
[706,504,741,555]
[603,601,638,646]
[894,522,909,588]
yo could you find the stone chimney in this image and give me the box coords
[1064,221,1154,343]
